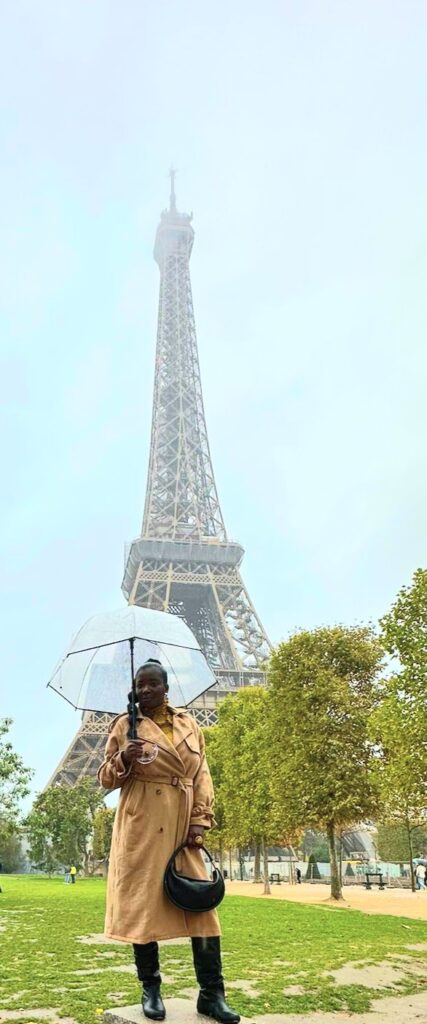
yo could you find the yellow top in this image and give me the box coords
[151,697,175,745]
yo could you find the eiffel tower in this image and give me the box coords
[47,173,271,786]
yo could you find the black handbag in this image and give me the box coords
[164,841,225,913]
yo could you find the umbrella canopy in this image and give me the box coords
[48,605,216,713]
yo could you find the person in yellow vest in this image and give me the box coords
[70,865,77,884]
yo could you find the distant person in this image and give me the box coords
[64,867,71,884]
[70,865,77,884]
[415,863,426,890]
[296,868,302,884]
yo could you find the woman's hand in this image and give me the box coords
[187,824,206,848]
[121,740,145,768]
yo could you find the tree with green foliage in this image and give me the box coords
[302,830,330,863]
[380,567,427,678]
[380,568,427,752]
[267,625,383,900]
[0,833,26,872]
[92,806,115,875]
[25,778,105,874]
[376,823,427,867]
[370,678,427,891]
[305,853,321,880]
[210,687,279,893]
[203,726,227,874]
[0,719,33,839]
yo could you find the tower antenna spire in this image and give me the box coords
[169,165,177,212]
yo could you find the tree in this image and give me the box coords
[25,778,105,874]
[92,806,115,875]
[305,853,321,880]
[252,842,262,883]
[203,727,227,875]
[267,626,383,900]
[376,823,427,867]
[380,568,427,751]
[0,833,26,872]
[0,719,33,839]
[370,678,427,891]
[380,568,427,682]
[302,830,330,863]
[210,688,280,894]
[24,799,63,875]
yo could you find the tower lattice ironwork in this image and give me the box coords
[47,174,271,787]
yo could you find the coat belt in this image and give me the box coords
[144,775,194,790]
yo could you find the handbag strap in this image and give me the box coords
[167,841,218,871]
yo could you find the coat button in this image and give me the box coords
[156,789,161,795]
[159,827,164,833]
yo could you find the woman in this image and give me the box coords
[98,658,239,1024]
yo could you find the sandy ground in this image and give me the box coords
[226,880,427,921]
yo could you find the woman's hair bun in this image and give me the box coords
[135,658,169,688]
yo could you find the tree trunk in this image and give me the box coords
[228,848,233,881]
[83,849,94,876]
[238,847,244,880]
[327,820,343,900]
[254,842,262,882]
[406,819,416,892]
[219,839,224,876]
[262,837,271,895]
[289,846,297,884]
[338,832,343,888]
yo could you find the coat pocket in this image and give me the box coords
[124,778,140,817]
[183,736,202,757]
[178,736,202,776]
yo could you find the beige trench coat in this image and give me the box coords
[98,706,221,944]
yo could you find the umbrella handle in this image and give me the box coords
[130,637,138,740]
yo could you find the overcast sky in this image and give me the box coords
[1,1,426,802]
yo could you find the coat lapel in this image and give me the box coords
[136,707,190,770]
[171,709,195,750]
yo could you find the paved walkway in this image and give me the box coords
[226,880,427,921]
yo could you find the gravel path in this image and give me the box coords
[226,881,427,921]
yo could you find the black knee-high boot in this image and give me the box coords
[133,942,166,1021]
[191,937,240,1024]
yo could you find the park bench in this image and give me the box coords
[269,873,281,884]
[364,871,385,890]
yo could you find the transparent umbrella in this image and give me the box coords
[48,605,216,739]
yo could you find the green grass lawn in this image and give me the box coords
[1,875,427,1022]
